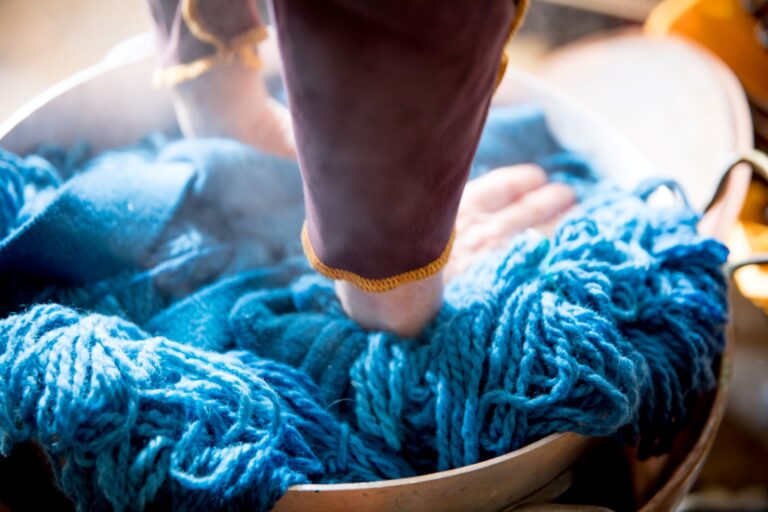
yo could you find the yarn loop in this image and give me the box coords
[0,108,728,510]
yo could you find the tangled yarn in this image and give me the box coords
[229,182,728,469]
[0,151,60,237]
[0,303,416,512]
[0,106,729,511]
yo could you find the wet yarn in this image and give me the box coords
[229,181,728,468]
[0,305,411,512]
[0,106,729,511]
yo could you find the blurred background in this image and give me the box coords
[0,0,148,119]
[0,0,655,120]
[1,1,767,510]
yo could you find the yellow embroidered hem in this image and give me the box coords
[153,0,268,87]
[152,46,263,87]
[301,223,455,293]
[183,0,268,52]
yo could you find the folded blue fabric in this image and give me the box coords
[0,106,728,511]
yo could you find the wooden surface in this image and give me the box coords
[274,434,594,512]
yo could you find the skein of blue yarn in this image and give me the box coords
[231,183,728,471]
[0,116,728,511]
[0,181,728,510]
[0,304,412,511]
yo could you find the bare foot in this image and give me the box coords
[335,274,443,338]
[337,164,576,336]
[170,62,296,159]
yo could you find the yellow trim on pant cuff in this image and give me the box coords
[152,23,266,87]
[154,0,268,87]
[301,223,455,293]
[152,47,263,87]
[183,0,267,52]
[154,55,219,87]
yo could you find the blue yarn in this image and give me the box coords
[0,105,728,510]
[0,151,60,237]
[0,304,411,511]
[231,184,727,466]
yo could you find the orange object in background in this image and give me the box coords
[646,0,768,104]
[731,184,768,310]
[728,154,768,314]
[647,0,768,315]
